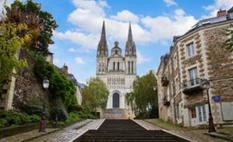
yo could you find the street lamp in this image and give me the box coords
[42,77,49,89]
[39,77,49,132]
[201,79,216,133]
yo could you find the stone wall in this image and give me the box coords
[204,26,233,102]
[13,50,49,113]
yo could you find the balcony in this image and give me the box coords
[161,76,169,87]
[182,78,203,94]
[163,96,170,106]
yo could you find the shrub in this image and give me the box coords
[33,53,77,109]
[67,105,83,113]
[65,112,80,124]
[0,110,40,128]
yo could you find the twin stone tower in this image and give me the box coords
[96,21,137,119]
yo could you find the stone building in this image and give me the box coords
[96,21,137,119]
[157,8,233,127]
[61,64,82,105]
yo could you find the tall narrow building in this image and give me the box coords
[96,22,137,119]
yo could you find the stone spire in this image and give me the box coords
[125,23,136,56]
[97,21,108,57]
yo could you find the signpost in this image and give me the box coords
[212,96,221,103]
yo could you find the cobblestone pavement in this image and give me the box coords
[0,128,58,142]
[142,120,228,142]
[30,119,105,142]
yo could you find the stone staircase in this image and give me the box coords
[75,120,190,142]
[104,109,128,119]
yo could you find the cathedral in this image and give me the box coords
[96,21,137,118]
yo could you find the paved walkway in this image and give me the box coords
[0,128,58,142]
[31,119,105,142]
[141,120,228,142]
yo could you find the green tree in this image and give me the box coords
[82,78,109,112]
[127,71,158,118]
[6,0,57,53]
[225,24,233,52]
[0,23,28,91]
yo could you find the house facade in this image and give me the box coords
[157,9,233,127]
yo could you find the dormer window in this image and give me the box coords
[186,42,195,57]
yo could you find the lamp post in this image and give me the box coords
[201,79,216,133]
[39,77,49,132]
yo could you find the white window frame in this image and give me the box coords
[186,42,195,57]
[196,104,208,124]
[188,67,198,86]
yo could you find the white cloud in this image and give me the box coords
[141,9,197,41]
[55,1,198,50]
[75,57,85,65]
[204,0,233,17]
[137,51,150,64]
[68,48,77,53]
[111,10,139,23]
[163,0,177,6]
[54,30,98,49]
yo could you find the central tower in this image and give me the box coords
[96,21,137,119]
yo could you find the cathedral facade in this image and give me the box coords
[96,22,137,117]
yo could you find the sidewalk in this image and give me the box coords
[30,119,104,142]
[0,128,58,142]
[144,119,231,142]
[0,119,92,142]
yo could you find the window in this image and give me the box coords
[188,67,198,86]
[197,105,207,122]
[128,61,130,73]
[131,61,134,74]
[191,107,196,118]
[117,62,120,71]
[176,104,180,119]
[186,42,195,57]
[113,62,115,71]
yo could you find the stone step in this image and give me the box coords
[104,109,128,119]
[74,120,190,142]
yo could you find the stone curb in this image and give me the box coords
[69,119,105,142]
[133,119,194,142]
[22,119,91,142]
[204,132,233,141]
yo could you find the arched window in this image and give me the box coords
[117,62,120,71]
[113,93,120,108]
[128,61,130,74]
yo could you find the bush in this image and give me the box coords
[33,53,77,109]
[67,105,83,113]
[65,112,80,124]
[50,108,68,121]
[0,110,40,128]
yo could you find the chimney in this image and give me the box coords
[217,9,227,17]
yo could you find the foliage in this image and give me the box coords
[82,78,109,112]
[6,0,57,53]
[225,24,233,52]
[0,110,40,128]
[65,112,80,124]
[127,71,158,118]
[33,53,77,109]
[0,23,28,90]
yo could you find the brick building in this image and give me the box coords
[157,8,233,127]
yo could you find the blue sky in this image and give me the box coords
[8,0,233,83]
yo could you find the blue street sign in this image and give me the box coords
[212,96,221,102]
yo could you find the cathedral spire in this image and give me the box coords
[128,22,133,42]
[125,22,136,56]
[101,20,106,41]
[97,21,108,57]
